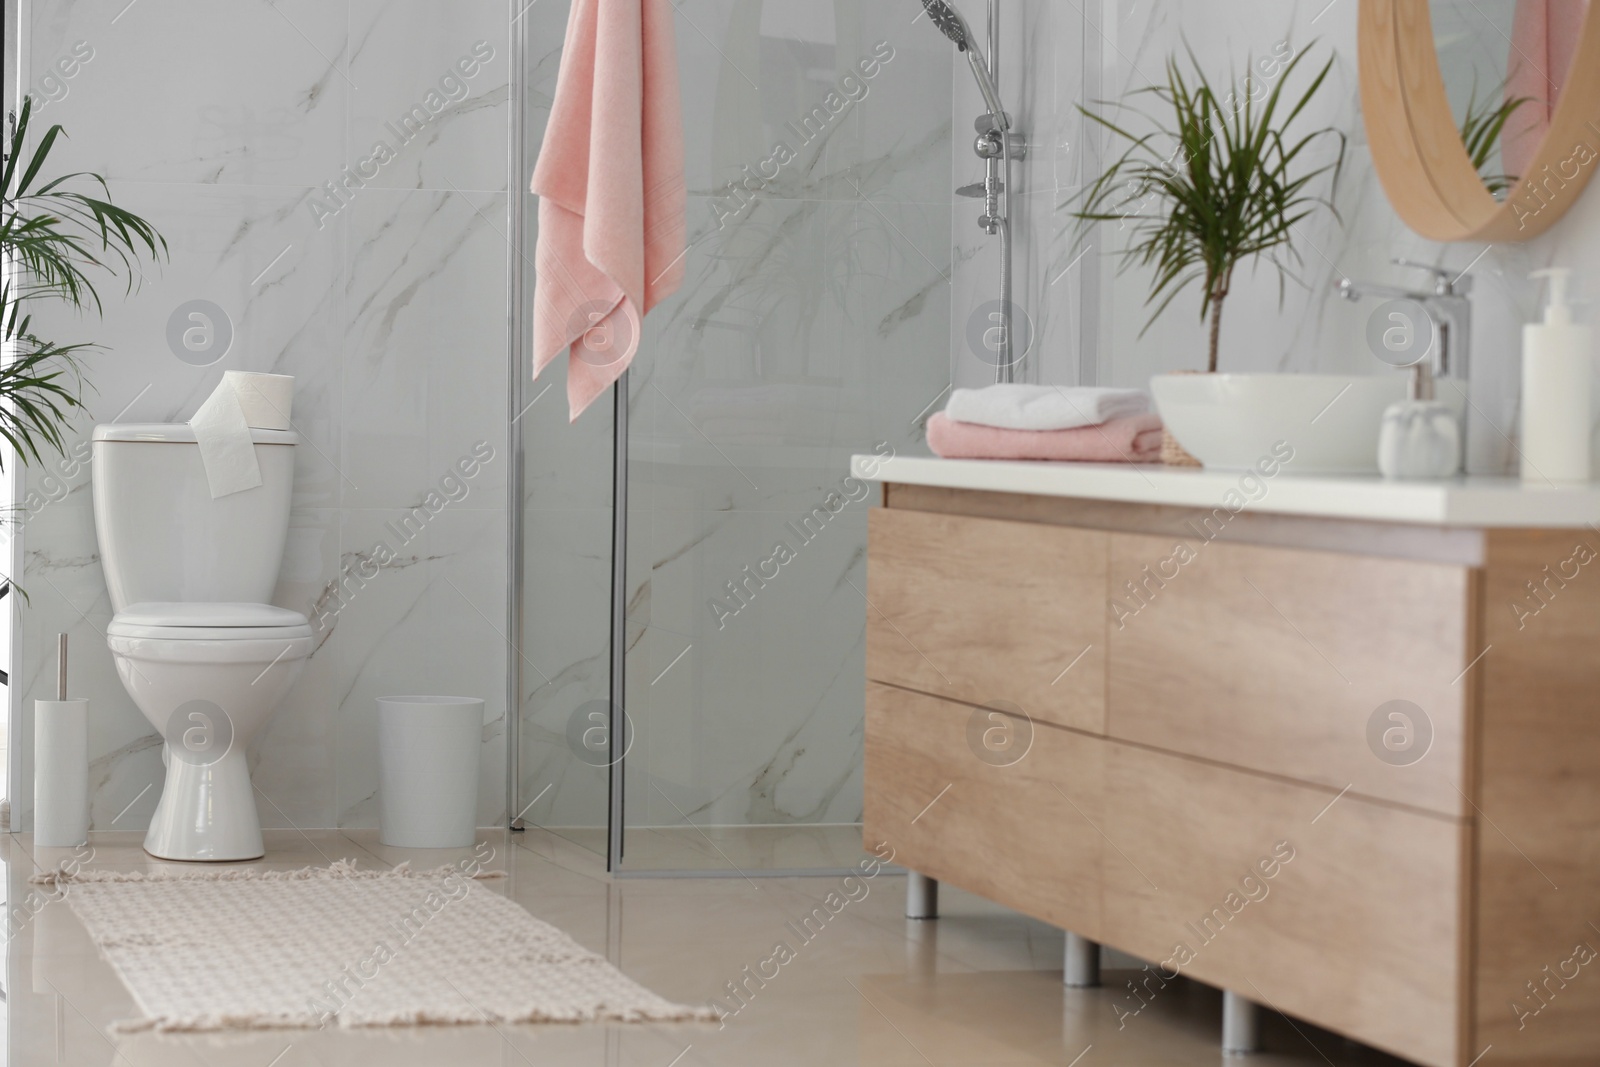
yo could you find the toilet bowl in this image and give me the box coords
[91,423,309,862]
[107,604,313,860]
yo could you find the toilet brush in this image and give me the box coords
[34,634,90,846]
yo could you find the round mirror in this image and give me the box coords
[1360,0,1600,241]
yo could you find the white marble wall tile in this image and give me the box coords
[673,0,950,206]
[521,375,615,511]
[11,502,154,833]
[331,501,508,829]
[615,178,948,838]
[633,194,949,514]
[28,0,348,187]
[348,0,512,193]
[342,188,510,509]
[61,182,346,505]
[830,198,954,441]
[516,506,612,834]
[419,506,511,826]
[330,504,428,829]
[625,506,869,829]
[849,0,956,205]
[255,507,342,829]
[15,0,512,831]
[673,0,856,202]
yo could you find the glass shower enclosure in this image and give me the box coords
[510,0,955,873]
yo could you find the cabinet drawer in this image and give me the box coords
[1107,533,1473,815]
[868,509,1107,733]
[1101,743,1469,1067]
[864,682,1102,938]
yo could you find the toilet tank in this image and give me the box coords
[91,424,298,613]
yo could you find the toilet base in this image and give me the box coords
[144,747,265,862]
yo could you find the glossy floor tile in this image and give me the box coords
[3,828,1411,1065]
[616,823,873,872]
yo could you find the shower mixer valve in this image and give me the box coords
[974,114,1025,156]
[973,119,1024,235]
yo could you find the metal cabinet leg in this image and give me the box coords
[1222,990,1261,1054]
[1063,933,1101,987]
[905,872,938,919]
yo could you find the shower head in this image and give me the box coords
[920,0,974,50]
[918,0,1010,130]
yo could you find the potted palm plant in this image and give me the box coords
[1071,45,1344,464]
[3,96,165,471]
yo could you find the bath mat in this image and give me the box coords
[31,859,714,1033]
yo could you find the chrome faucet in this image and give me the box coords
[1339,261,1473,466]
[1338,259,1473,388]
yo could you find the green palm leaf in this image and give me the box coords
[1,94,166,473]
[1069,44,1345,373]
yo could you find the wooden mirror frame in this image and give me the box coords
[1360,0,1600,242]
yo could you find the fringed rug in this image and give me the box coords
[31,859,714,1033]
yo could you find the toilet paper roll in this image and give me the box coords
[189,371,296,498]
[230,371,294,429]
[34,698,89,847]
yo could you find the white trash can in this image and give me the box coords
[378,696,483,848]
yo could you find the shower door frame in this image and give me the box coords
[504,0,629,871]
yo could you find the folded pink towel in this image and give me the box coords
[926,411,1163,463]
[531,0,687,421]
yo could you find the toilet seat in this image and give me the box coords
[109,601,313,641]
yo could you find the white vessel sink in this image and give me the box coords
[1151,373,1461,475]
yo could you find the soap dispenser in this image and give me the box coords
[1378,349,1461,480]
[1521,268,1592,483]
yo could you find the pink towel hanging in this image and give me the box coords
[531,0,687,421]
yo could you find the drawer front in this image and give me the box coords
[1107,533,1473,815]
[868,508,1107,733]
[864,682,1102,938]
[1101,743,1469,1067]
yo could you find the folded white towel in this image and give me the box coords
[944,384,1151,432]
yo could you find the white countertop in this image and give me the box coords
[852,454,1600,528]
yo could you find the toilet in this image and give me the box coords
[91,423,314,861]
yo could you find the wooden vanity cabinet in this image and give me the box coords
[864,484,1600,1067]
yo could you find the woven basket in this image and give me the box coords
[1159,370,1204,467]
[1160,430,1202,467]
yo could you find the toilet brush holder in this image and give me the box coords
[35,634,89,847]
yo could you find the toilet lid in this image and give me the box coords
[109,602,314,640]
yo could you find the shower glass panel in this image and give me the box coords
[617,0,954,871]
[512,0,954,871]
[514,0,614,859]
